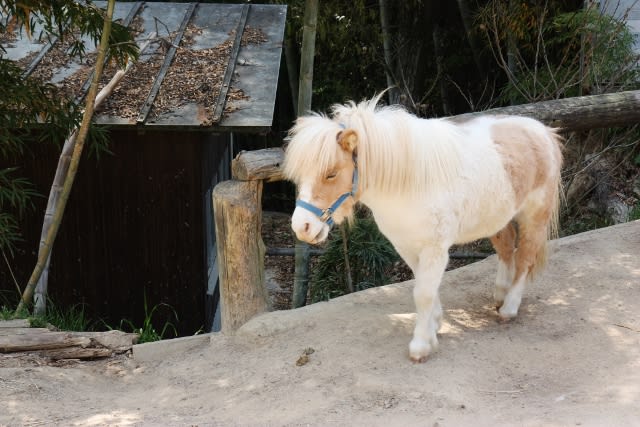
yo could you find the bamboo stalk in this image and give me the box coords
[292,0,319,309]
[32,33,154,315]
[17,0,117,316]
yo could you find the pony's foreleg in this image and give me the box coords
[409,248,449,363]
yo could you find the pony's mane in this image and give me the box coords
[282,113,347,183]
[284,94,463,196]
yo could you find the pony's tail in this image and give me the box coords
[529,187,559,280]
[546,129,564,243]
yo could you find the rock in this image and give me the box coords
[632,175,640,199]
[566,171,595,207]
[606,197,631,224]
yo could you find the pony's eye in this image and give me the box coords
[326,172,337,180]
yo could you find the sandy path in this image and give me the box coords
[2,221,639,427]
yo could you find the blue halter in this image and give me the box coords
[295,159,358,227]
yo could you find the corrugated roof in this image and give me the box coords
[2,2,286,132]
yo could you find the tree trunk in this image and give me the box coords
[297,0,318,114]
[456,0,487,81]
[432,21,451,115]
[284,25,300,114]
[379,0,399,104]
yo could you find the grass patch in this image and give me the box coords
[111,293,178,343]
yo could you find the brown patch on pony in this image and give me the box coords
[514,201,556,281]
[491,120,563,282]
[490,222,517,264]
[491,122,551,207]
[337,129,358,153]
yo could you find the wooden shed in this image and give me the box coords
[0,2,287,334]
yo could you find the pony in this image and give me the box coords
[282,94,563,363]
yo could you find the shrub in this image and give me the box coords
[310,217,400,302]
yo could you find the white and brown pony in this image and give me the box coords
[283,94,563,363]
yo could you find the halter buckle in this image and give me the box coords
[319,209,333,223]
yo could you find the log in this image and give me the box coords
[227,90,640,186]
[41,347,113,360]
[232,148,285,182]
[451,89,640,131]
[0,319,31,328]
[0,322,138,354]
[213,180,270,333]
[0,331,91,353]
[67,330,139,351]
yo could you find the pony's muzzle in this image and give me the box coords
[291,208,330,244]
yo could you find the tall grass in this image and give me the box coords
[1,289,179,343]
[113,293,178,343]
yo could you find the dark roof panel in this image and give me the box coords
[3,2,286,132]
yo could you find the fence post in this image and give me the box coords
[213,179,269,333]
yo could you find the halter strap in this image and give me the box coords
[296,158,358,227]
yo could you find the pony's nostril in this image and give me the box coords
[303,222,310,233]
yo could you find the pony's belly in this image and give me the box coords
[454,204,516,244]
[370,202,457,249]
[455,226,503,245]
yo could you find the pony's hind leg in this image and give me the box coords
[489,222,517,309]
[498,207,551,319]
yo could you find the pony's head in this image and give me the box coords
[283,115,360,244]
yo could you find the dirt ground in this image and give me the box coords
[2,220,639,427]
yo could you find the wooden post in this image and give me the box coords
[213,180,269,333]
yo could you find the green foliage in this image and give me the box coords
[0,291,93,330]
[31,301,93,331]
[0,0,138,67]
[1,302,15,320]
[285,0,385,110]
[310,217,400,302]
[478,1,640,104]
[630,202,640,221]
[0,167,41,252]
[561,213,612,237]
[115,294,179,343]
[0,0,137,254]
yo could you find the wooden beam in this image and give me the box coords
[450,89,640,131]
[213,180,270,333]
[232,148,285,182]
[232,90,640,185]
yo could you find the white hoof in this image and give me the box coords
[409,335,438,363]
[493,286,507,308]
[498,274,526,319]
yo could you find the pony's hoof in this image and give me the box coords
[497,307,518,323]
[498,303,519,320]
[409,337,435,363]
[410,355,429,364]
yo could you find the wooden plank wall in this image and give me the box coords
[0,130,230,336]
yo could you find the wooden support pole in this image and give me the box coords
[213,180,269,333]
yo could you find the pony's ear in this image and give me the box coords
[337,129,358,153]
